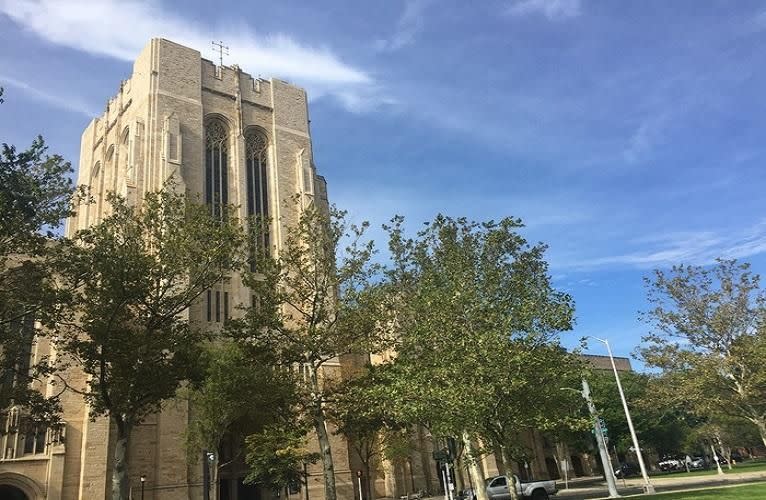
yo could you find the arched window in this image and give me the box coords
[89,161,101,226]
[205,118,229,218]
[245,129,270,255]
[120,127,131,182]
[105,145,115,196]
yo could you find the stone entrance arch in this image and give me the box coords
[0,472,44,500]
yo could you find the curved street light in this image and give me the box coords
[587,336,655,495]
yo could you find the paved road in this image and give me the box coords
[555,469,766,499]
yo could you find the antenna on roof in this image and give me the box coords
[211,40,229,67]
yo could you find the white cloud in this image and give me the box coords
[622,113,670,164]
[569,222,766,270]
[375,0,433,52]
[0,0,380,110]
[507,0,581,20]
[0,74,98,117]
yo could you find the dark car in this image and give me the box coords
[614,463,640,478]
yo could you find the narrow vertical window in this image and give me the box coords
[205,119,229,219]
[223,292,229,320]
[245,130,269,258]
[302,161,313,194]
[215,291,221,323]
[206,290,212,322]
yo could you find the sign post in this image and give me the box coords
[560,460,568,490]
[357,471,363,500]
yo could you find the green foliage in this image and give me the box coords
[0,137,74,252]
[381,215,580,426]
[233,200,386,367]
[639,259,766,446]
[226,199,387,500]
[588,371,696,457]
[244,423,319,491]
[56,189,245,425]
[186,343,299,463]
[377,215,579,434]
[0,106,76,420]
[365,214,583,500]
[54,187,245,499]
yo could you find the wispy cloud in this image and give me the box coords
[375,0,433,52]
[507,0,581,20]
[0,74,97,117]
[569,222,766,270]
[622,112,670,164]
[0,0,381,111]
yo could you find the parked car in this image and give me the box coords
[658,458,683,471]
[614,463,640,478]
[487,474,557,500]
[462,475,557,500]
[689,457,705,469]
[730,451,745,463]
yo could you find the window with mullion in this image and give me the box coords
[205,119,229,220]
[245,131,270,265]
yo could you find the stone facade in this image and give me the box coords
[0,38,349,500]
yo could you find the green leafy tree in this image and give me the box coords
[332,373,408,500]
[54,189,245,500]
[245,422,320,492]
[639,259,766,448]
[1,88,76,420]
[588,371,695,459]
[186,342,300,496]
[227,200,388,500]
[478,343,586,484]
[376,215,577,500]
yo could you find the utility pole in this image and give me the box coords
[710,445,724,476]
[582,378,620,498]
[202,450,211,500]
[590,337,656,494]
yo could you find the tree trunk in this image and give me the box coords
[461,432,488,500]
[408,457,416,493]
[492,445,507,476]
[364,461,374,500]
[713,431,731,470]
[312,406,337,500]
[454,457,464,495]
[755,418,766,449]
[111,418,131,500]
[500,447,519,500]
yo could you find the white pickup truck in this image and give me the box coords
[463,474,557,500]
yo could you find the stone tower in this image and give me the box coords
[0,38,353,500]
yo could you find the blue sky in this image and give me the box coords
[3,0,766,365]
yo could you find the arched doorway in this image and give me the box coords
[0,472,42,500]
[0,484,29,500]
[570,455,585,477]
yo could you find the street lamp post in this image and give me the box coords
[589,336,655,495]
[582,378,620,498]
[140,474,146,500]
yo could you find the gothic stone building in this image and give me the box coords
[0,38,353,500]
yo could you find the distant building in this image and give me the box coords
[580,354,633,373]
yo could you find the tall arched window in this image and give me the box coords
[245,130,269,216]
[89,161,101,226]
[205,118,229,218]
[105,145,115,198]
[120,127,131,183]
[245,129,270,259]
